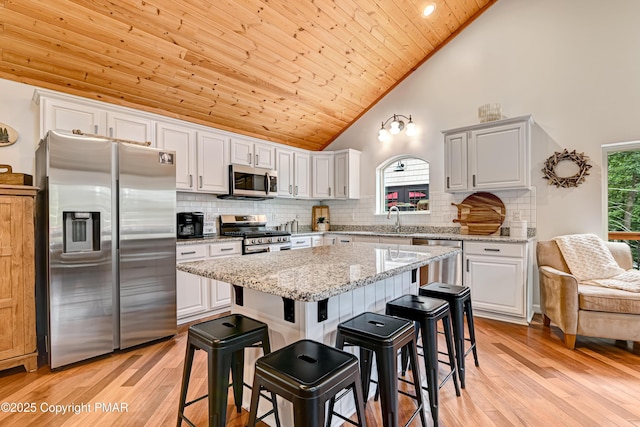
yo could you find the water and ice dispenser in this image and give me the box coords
[63,212,101,253]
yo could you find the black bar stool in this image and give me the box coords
[177,313,278,427]
[333,312,427,427]
[386,294,460,427]
[247,339,367,427]
[420,282,479,389]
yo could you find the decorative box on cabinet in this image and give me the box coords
[463,240,534,325]
[0,186,38,372]
[444,115,532,192]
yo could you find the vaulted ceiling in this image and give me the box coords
[0,0,496,151]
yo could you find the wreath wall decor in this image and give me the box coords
[542,149,592,188]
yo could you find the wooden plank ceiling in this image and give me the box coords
[0,0,496,151]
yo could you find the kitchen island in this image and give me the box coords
[178,242,460,426]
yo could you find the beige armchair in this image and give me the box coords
[537,240,640,349]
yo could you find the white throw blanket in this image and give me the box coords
[553,233,640,292]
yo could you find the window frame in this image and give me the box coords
[376,155,430,216]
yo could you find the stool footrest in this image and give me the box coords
[183,393,209,408]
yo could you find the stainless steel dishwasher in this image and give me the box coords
[412,238,463,286]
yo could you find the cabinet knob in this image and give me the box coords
[189,175,193,188]
[247,153,251,164]
[289,184,292,194]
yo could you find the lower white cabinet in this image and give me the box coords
[463,241,533,325]
[311,235,323,247]
[176,240,242,324]
[291,236,312,249]
[324,234,353,245]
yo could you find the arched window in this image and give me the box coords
[377,156,430,214]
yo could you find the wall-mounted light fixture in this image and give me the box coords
[377,114,416,142]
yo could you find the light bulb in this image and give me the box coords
[378,128,389,142]
[406,121,416,136]
[423,4,436,17]
[390,121,400,134]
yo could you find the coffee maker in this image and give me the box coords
[177,212,204,239]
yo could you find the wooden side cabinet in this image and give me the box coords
[0,185,38,372]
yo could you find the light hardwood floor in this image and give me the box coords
[1,314,639,427]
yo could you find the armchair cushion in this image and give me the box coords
[579,284,640,315]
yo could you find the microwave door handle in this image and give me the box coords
[265,173,270,195]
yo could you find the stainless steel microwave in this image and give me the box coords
[224,164,277,199]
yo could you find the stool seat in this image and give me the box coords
[177,314,276,427]
[385,294,449,319]
[420,282,479,390]
[336,311,414,343]
[247,339,367,427]
[188,314,270,349]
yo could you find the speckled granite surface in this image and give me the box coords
[177,243,461,302]
[290,230,535,243]
[175,230,534,246]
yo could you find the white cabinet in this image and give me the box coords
[156,122,229,194]
[444,116,532,192]
[311,235,324,247]
[277,149,311,199]
[463,240,533,325]
[312,153,334,199]
[290,236,312,249]
[156,122,197,191]
[176,240,242,324]
[39,96,106,136]
[106,110,155,145]
[197,131,229,193]
[334,149,360,199]
[324,234,352,245]
[36,91,155,145]
[353,235,380,243]
[230,137,275,169]
[176,245,209,319]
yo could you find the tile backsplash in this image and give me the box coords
[177,188,536,235]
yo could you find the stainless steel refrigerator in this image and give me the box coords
[35,130,177,369]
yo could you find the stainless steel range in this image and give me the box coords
[219,214,291,254]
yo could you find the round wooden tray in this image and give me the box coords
[452,192,506,235]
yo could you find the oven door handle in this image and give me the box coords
[245,247,270,255]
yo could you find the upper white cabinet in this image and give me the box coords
[230,137,275,169]
[443,115,532,192]
[312,153,334,199]
[334,149,360,199]
[35,90,155,145]
[156,122,197,191]
[277,148,310,199]
[156,124,229,194]
[107,111,155,145]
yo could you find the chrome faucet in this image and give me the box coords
[387,206,401,232]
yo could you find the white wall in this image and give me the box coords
[327,0,640,241]
[0,80,40,175]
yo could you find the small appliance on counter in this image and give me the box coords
[177,212,204,239]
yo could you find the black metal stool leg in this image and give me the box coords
[442,315,461,396]
[177,340,196,427]
[420,319,439,426]
[231,349,244,413]
[376,346,399,427]
[208,349,233,426]
[451,298,467,388]
[407,339,428,427]
[466,301,479,367]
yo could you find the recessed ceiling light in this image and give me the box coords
[423,3,436,17]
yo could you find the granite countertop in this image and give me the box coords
[177,243,461,302]
[175,230,535,246]
[291,230,535,243]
